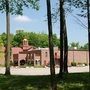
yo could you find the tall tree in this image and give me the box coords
[69,0,90,72]
[63,11,68,73]
[46,0,57,90]
[59,0,65,76]
[87,0,90,72]
[5,0,10,75]
[0,0,39,75]
[57,0,69,74]
[53,0,90,75]
[52,0,69,75]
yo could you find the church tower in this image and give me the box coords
[23,39,29,47]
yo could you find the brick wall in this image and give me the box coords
[68,51,89,65]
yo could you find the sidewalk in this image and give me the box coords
[0,66,89,75]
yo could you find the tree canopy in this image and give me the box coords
[52,0,88,22]
[0,35,3,47]
[0,31,88,50]
[0,30,60,48]
[0,0,39,15]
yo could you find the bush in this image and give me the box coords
[78,62,82,65]
[83,63,87,66]
[71,62,76,66]
[77,62,87,66]
[77,62,82,66]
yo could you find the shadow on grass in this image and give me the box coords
[0,75,51,90]
[0,73,90,90]
[57,73,90,90]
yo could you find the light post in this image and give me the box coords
[73,47,77,63]
[86,50,88,65]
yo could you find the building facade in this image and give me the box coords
[0,39,89,66]
[11,39,59,66]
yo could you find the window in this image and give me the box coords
[55,52,57,56]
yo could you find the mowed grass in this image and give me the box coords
[57,73,90,90]
[0,73,90,90]
[0,75,51,90]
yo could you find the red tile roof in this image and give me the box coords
[12,47,23,54]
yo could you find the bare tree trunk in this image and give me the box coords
[46,0,57,90]
[87,0,90,72]
[59,0,68,76]
[63,11,68,73]
[59,0,64,76]
[5,0,10,75]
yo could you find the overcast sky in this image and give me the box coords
[0,0,88,45]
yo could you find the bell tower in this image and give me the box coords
[23,39,28,47]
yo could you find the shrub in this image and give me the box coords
[10,61,13,66]
[83,63,87,66]
[77,62,87,66]
[71,62,76,66]
[78,62,82,65]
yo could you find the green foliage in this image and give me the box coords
[52,34,60,47]
[1,32,14,46]
[82,43,88,50]
[83,63,88,66]
[71,62,77,66]
[70,42,79,49]
[0,0,39,15]
[0,33,6,46]
[35,33,49,47]
[69,42,88,50]
[66,0,87,17]
[11,30,59,48]
[12,31,26,47]
[0,30,60,48]
[0,35,3,47]
[28,32,41,47]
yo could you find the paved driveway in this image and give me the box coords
[0,66,89,75]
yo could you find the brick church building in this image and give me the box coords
[11,39,59,66]
[0,38,89,67]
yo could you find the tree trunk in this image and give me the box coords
[87,0,90,72]
[59,0,68,75]
[46,0,57,90]
[5,0,10,75]
[59,0,64,76]
[63,10,68,73]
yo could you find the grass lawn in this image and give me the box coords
[0,73,90,90]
